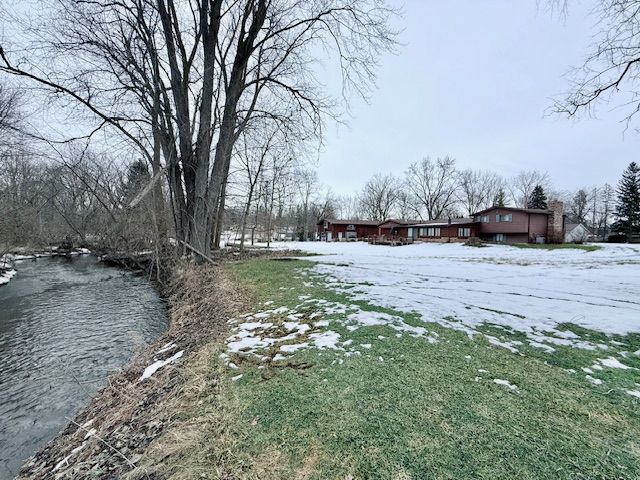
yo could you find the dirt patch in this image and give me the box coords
[17,255,257,479]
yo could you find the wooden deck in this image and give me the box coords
[368,235,414,246]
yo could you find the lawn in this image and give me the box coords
[210,245,640,480]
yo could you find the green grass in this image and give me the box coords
[510,243,601,252]
[213,258,640,480]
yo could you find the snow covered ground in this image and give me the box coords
[270,242,640,350]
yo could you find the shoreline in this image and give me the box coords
[0,248,93,287]
[16,249,296,479]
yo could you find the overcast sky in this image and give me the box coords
[317,0,639,196]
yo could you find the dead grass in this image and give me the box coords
[18,259,249,479]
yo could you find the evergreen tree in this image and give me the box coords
[493,188,507,207]
[527,184,548,209]
[615,162,640,240]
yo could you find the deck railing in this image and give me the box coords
[367,234,414,246]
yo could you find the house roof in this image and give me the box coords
[566,223,589,234]
[471,206,551,216]
[410,217,478,227]
[378,219,422,227]
[318,218,379,226]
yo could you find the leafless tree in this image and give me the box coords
[508,170,551,208]
[568,188,593,224]
[334,194,362,219]
[459,169,503,216]
[552,0,640,130]
[0,82,20,147]
[295,168,318,241]
[405,156,459,220]
[358,173,399,221]
[0,0,398,260]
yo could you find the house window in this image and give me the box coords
[418,227,441,237]
[496,214,512,222]
[495,233,506,243]
[478,215,489,223]
[458,227,471,238]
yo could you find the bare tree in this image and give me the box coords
[459,169,503,216]
[0,82,20,144]
[359,173,399,221]
[1,0,398,260]
[508,170,551,208]
[568,188,593,224]
[334,194,362,219]
[295,168,318,241]
[405,156,459,220]
[553,0,640,129]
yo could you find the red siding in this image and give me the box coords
[476,208,551,243]
[415,224,479,240]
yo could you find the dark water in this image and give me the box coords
[0,256,168,478]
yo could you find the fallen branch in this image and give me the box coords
[178,239,217,265]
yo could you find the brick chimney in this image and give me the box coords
[547,201,565,244]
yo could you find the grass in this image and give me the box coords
[198,257,640,479]
[511,243,601,252]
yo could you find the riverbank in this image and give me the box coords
[16,249,298,479]
[17,243,640,479]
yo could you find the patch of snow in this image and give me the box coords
[360,343,372,349]
[309,330,341,349]
[486,336,521,354]
[597,357,634,369]
[493,379,518,391]
[140,351,184,380]
[156,342,177,355]
[280,342,308,353]
[53,443,86,472]
[586,375,603,385]
[231,374,243,382]
[626,390,640,398]
[265,242,640,352]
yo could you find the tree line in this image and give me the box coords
[2,0,640,252]
[330,157,639,242]
[0,0,398,261]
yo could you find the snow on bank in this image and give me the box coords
[0,248,92,286]
[140,349,184,381]
[0,267,16,285]
[264,242,640,353]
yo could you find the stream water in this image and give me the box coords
[0,255,168,478]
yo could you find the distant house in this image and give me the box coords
[318,201,566,244]
[316,219,379,241]
[471,201,565,244]
[378,219,421,238]
[565,223,590,243]
[408,217,479,242]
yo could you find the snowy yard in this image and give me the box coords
[274,241,640,352]
[220,247,640,478]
